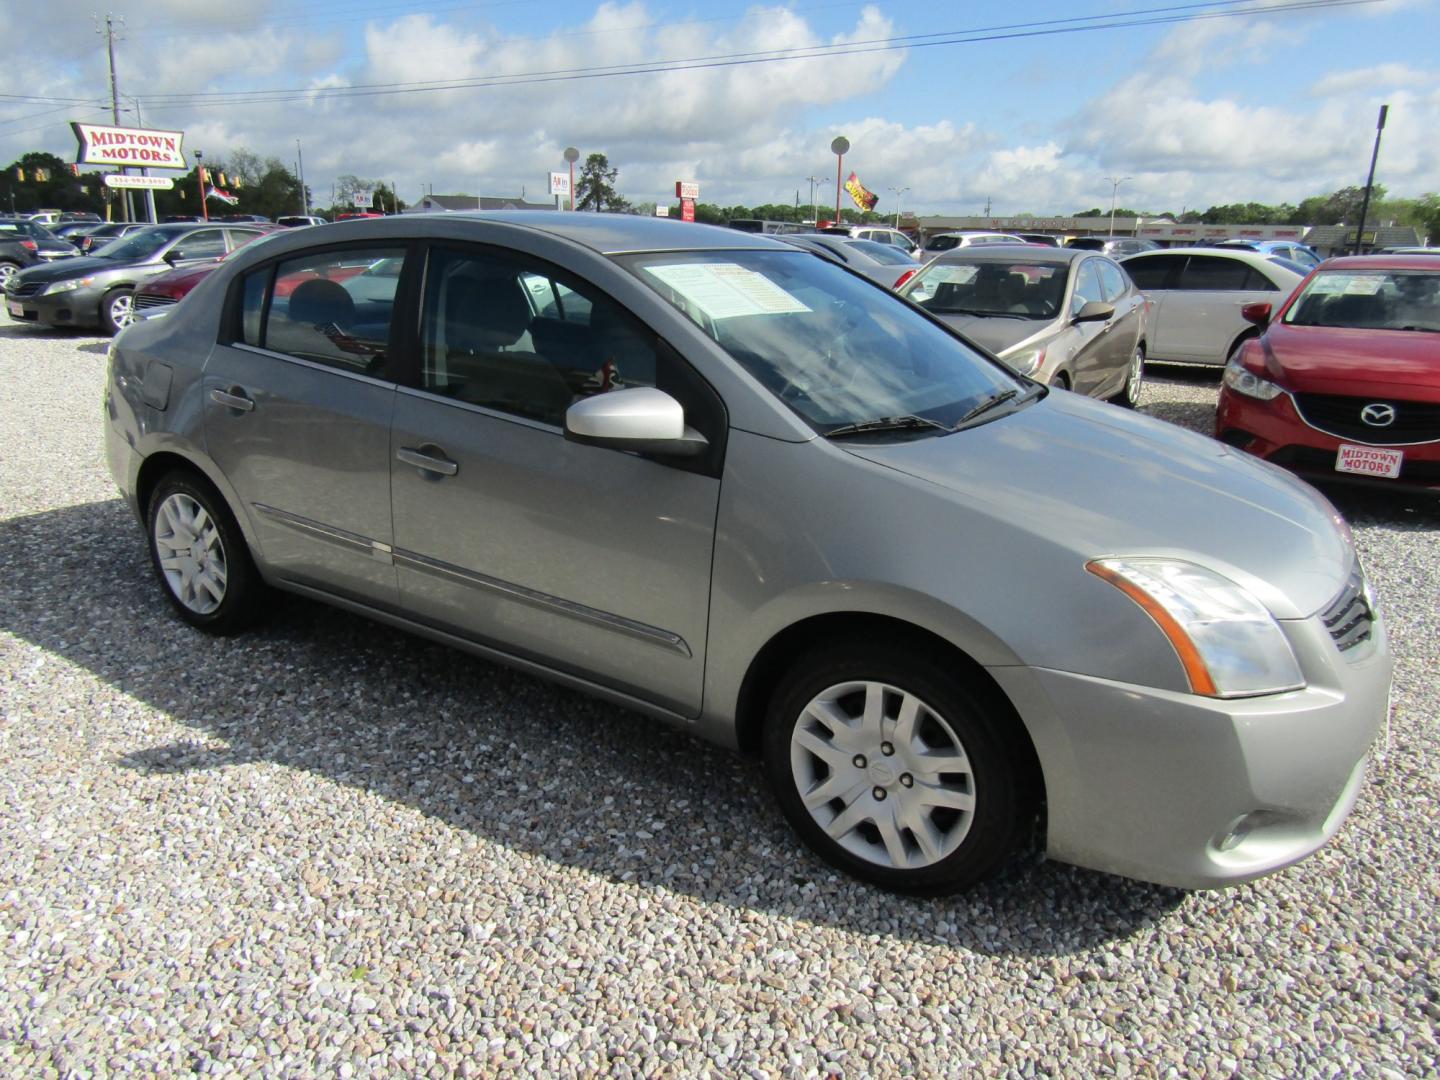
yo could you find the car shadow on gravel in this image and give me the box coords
[0,322,97,341]
[4,498,1207,955]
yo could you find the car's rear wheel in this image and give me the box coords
[0,261,20,290]
[763,641,1034,894]
[1110,343,1145,408]
[146,471,265,634]
[100,288,134,335]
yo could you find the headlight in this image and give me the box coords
[1002,346,1045,377]
[1223,358,1283,401]
[44,277,92,295]
[1087,558,1304,698]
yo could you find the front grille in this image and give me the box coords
[1320,567,1373,654]
[132,294,178,311]
[1293,393,1440,445]
[5,281,43,299]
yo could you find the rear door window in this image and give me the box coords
[240,247,406,375]
[1179,256,1253,291]
[1123,255,1184,290]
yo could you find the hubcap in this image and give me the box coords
[789,680,976,870]
[110,292,134,329]
[1127,348,1144,405]
[154,493,227,614]
[0,264,15,288]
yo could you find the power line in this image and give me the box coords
[131,0,1376,112]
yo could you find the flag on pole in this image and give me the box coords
[206,186,240,205]
[844,171,878,212]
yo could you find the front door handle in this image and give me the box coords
[397,446,459,477]
[210,387,255,412]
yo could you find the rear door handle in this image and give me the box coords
[397,446,459,477]
[210,387,255,412]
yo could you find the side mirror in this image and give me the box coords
[1073,299,1115,323]
[163,249,182,265]
[1241,301,1272,326]
[564,386,709,458]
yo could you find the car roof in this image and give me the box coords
[421,210,783,254]
[1318,255,1440,271]
[933,245,1084,265]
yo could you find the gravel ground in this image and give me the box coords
[1,321,1437,1078]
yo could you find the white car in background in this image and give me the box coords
[1120,247,1305,365]
[923,231,1027,254]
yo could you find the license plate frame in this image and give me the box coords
[5,301,22,318]
[1335,443,1403,479]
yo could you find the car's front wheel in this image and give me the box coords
[0,260,20,291]
[146,471,266,634]
[763,641,1034,894]
[100,287,134,335]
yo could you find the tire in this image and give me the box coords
[100,287,135,335]
[1049,371,1070,390]
[146,470,266,635]
[762,640,1035,895]
[1110,342,1145,408]
[0,261,19,291]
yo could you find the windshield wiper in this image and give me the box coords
[935,307,1030,320]
[954,389,1020,426]
[824,414,949,439]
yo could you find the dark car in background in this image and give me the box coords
[900,246,1148,404]
[779,234,920,288]
[1216,255,1440,493]
[77,222,151,254]
[0,218,78,288]
[5,223,267,333]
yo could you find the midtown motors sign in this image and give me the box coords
[72,122,187,169]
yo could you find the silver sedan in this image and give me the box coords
[899,246,1147,405]
[1121,247,1305,365]
[104,212,1390,894]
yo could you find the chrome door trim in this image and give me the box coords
[392,547,692,657]
[253,503,395,563]
[229,343,397,389]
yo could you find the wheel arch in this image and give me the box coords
[134,448,263,559]
[732,611,1044,803]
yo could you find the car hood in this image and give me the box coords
[1264,323,1440,401]
[14,255,135,283]
[841,390,1351,619]
[932,313,1052,355]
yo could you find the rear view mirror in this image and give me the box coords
[1241,302,1272,326]
[565,386,708,457]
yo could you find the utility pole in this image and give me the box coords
[1104,175,1132,238]
[888,186,910,229]
[99,13,135,222]
[296,139,309,216]
[126,95,157,223]
[1353,105,1389,255]
[805,175,821,225]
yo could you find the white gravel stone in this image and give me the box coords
[1,324,1437,1077]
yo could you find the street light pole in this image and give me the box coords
[805,175,821,225]
[1104,175,1132,238]
[1353,104,1389,256]
[194,150,208,222]
[888,185,910,229]
[296,138,309,216]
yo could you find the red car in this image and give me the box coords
[1215,255,1440,494]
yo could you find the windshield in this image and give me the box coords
[92,227,184,261]
[1283,269,1440,332]
[904,260,1066,320]
[626,249,1023,433]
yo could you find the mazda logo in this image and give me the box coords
[1360,403,1396,428]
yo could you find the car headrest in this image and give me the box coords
[288,278,356,329]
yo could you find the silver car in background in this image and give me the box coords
[899,246,1147,404]
[104,212,1390,894]
[1121,247,1305,365]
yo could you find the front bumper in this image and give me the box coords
[1217,387,1440,493]
[4,284,105,328]
[990,610,1392,889]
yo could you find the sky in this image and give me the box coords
[1,0,1436,218]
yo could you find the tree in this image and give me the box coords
[574,153,629,213]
